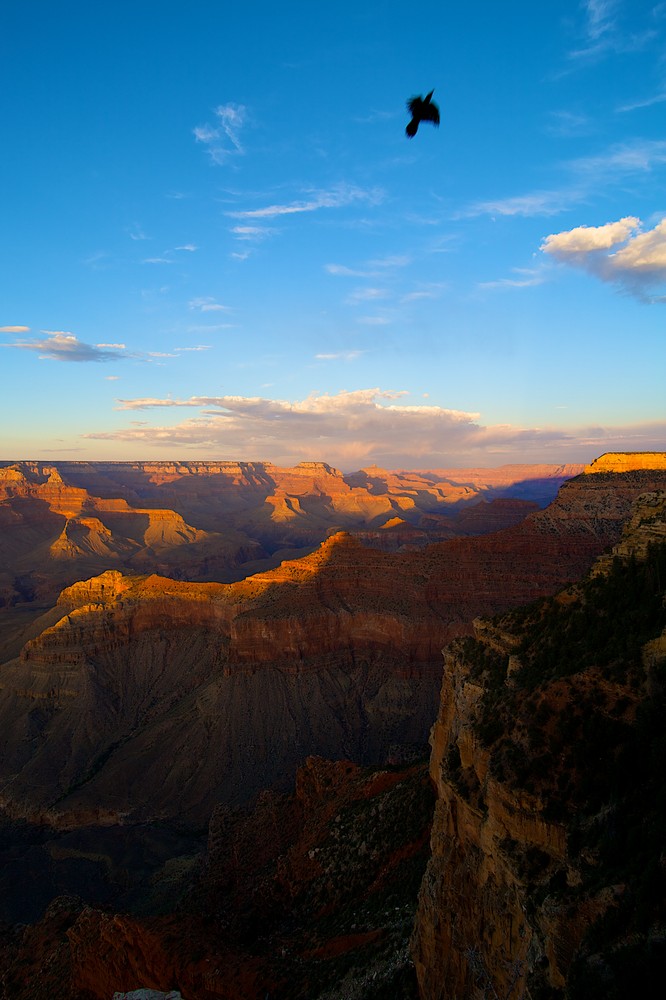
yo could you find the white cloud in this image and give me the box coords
[357,315,390,326]
[463,190,579,219]
[194,103,247,164]
[174,244,198,252]
[545,110,592,137]
[568,0,655,61]
[540,215,666,299]
[478,268,545,291]
[2,331,130,362]
[463,140,666,221]
[229,183,382,220]
[128,224,149,241]
[571,140,666,178]
[230,225,277,242]
[326,263,372,277]
[314,351,363,361]
[186,324,235,333]
[616,90,666,113]
[81,387,666,468]
[541,216,640,254]
[326,254,410,278]
[345,287,388,304]
[0,325,30,333]
[401,282,447,302]
[188,297,229,312]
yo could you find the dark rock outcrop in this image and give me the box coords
[411,484,666,998]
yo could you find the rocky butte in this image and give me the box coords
[0,452,665,998]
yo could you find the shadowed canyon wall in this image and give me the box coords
[411,466,666,999]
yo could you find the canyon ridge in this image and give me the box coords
[0,452,665,998]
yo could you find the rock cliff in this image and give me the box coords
[584,451,666,473]
[411,487,666,998]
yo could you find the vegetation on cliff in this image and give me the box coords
[427,500,666,998]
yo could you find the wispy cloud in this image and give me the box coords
[478,268,546,291]
[401,282,447,303]
[357,315,391,326]
[540,215,666,300]
[142,244,197,265]
[230,225,277,241]
[82,387,666,467]
[568,0,655,62]
[616,90,666,113]
[0,325,30,333]
[194,103,247,164]
[570,139,666,178]
[314,350,363,361]
[345,287,388,304]
[186,324,235,333]
[463,139,666,220]
[1,331,131,362]
[229,183,383,220]
[127,224,149,241]
[463,190,580,219]
[188,297,229,313]
[545,110,592,137]
[325,254,410,278]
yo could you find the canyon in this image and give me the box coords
[0,453,665,997]
[0,459,580,609]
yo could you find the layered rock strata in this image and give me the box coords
[2,466,666,827]
[412,486,666,998]
[0,459,582,606]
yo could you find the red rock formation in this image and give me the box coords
[0,459,583,608]
[411,487,666,998]
[1,466,665,827]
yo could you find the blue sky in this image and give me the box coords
[1,0,665,469]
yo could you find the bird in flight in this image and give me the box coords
[405,90,440,138]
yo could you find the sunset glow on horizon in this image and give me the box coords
[2,1,665,468]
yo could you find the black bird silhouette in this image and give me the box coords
[405,90,440,138]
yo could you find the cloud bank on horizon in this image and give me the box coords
[75,387,666,469]
[1,0,665,467]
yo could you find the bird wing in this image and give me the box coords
[406,95,423,116]
[421,102,440,125]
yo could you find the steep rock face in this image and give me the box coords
[411,488,666,998]
[585,451,666,473]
